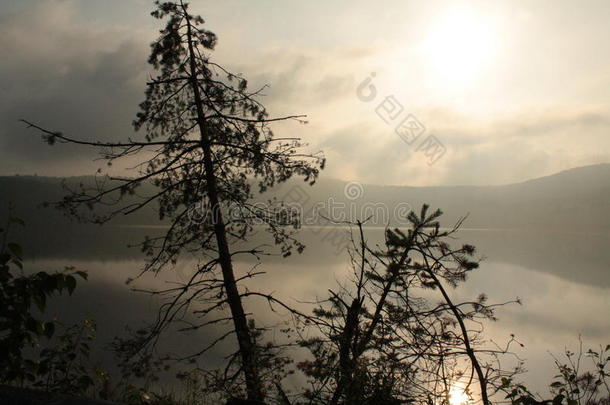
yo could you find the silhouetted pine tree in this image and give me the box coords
[23,1,323,401]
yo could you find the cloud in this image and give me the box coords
[0,1,369,177]
[319,123,424,184]
[308,104,610,186]
[2,1,610,187]
[0,0,149,175]
[432,108,610,184]
[229,38,610,186]
[235,46,370,112]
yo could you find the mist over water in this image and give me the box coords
[21,224,610,395]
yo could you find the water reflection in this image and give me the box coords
[20,224,610,394]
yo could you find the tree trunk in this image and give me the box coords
[183,6,263,401]
[425,267,490,405]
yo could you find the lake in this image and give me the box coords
[21,224,610,396]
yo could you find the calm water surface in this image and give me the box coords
[22,225,610,394]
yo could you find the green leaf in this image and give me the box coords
[42,274,58,291]
[75,270,88,280]
[36,321,44,335]
[7,243,23,260]
[66,275,77,295]
[78,375,94,389]
[33,292,46,312]
[25,317,38,333]
[0,253,10,265]
[56,275,64,290]
[43,322,55,339]
[9,217,25,227]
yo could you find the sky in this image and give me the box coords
[1,0,610,186]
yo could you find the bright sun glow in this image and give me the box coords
[421,6,498,89]
[448,384,470,405]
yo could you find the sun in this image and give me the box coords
[448,384,470,405]
[421,6,498,89]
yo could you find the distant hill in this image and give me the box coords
[2,164,610,231]
[0,175,159,228]
[269,163,610,230]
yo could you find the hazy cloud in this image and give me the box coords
[1,0,610,186]
[0,0,148,174]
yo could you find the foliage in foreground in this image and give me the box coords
[293,205,518,404]
[0,210,609,405]
[502,343,610,405]
[0,212,88,389]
